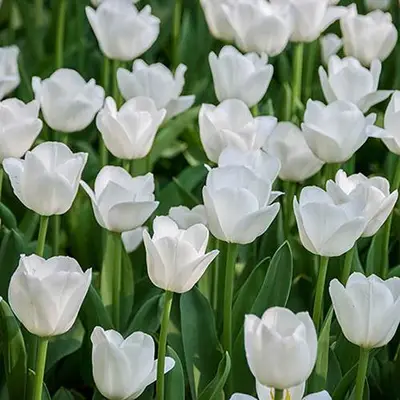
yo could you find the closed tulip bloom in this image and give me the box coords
[365,0,391,10]
[341,5,397,66]
[0,99,42,162]
[81,166,158,233]
[327,170,398,237]
[9,254,91,337]
[168,205,208,229]
[203,165,280,244]
[301,100,377,163]
[86,1,160,61]
[320,34,343,65]
[121,226,147,253]
[0,45,20,100]
[330,273,400,348]
[264,122,324,182]
[96,96,165,160]
[91,327,175,400]
[143,216,219,293]
[200,0,235,41]
[199,99,277,163]
[319,56,392,112]
[3,142,87,216]
[245,307,317,389]
[117,60,195,120]
[294,186,366,256]
[209,46,273,108]
[32,69,105,133]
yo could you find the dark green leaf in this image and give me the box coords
[366,233,384,276]
[165,346,185,400]
[0,203,17,230]
[52,387,75,400]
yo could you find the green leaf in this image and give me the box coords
[52,388,75,400]
[0,203,17,230]
[366,233,384,276]
[27,369,51,400]
[165,346,185,400]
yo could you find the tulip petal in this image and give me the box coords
[293,197,318,255]
[80,180,108,230]
[3,157,24,203]
[358,90,393,113]
[165,95,195,119]
[202,186,227,241]
[152,216,180,240]
[181,223,209,253]
[240,66,273,107]
[318,66,337,103]
[230,395,257,400]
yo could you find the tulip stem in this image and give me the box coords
[55,0,67,69]
[172,0,182,70]
[112,233,122,330]
[37,216,49,257]
[156,290,174,400]
[274,389,284,400]
[355,347,369,400]
[100,56,110,166]
[0,166,3,202]
[32,338,48,400]
[122,159,131,172]
[312,256,329,331]
[304,40,318,102]
[52,216,61,256]
[341,245,355,284]
[112,60,122,107]
[291,43,304,119]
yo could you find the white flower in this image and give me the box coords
[200,0,235,41]
[365,0,391,11]
[3,142,87,216]
[168,205,208,229]
[0,45,20,100]
[91,0,140,7]
[121,226,147,253]
[320,34,343,65]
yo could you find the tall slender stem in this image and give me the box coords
[112,233,122,330]
[55,0,67,69]
[0,167,3,202]
[156,290,174,400]
[112,59,121,106]
[304,40,318,101]
[291,43,304,118]
[274,389,284,400]
[35,0,43,30]
[172,0,182,70]
[355,347,369,400]
[32,338,48,400]
[52,216,60,255]
[212,239,221,312]
[36,216,49,257]
[100,57,110,166]
[122,159,131,172]
[313,256,329,331]
[341,245,355,284]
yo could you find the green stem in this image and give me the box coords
[52,216,60,255]
[35,0,43,29]
[313,256,329,331]
[112,59,121,106]
[100,56,110,166]
[32,338,48,400]
[251,105,258,117]
[283,181,296,239]
[172,0,182,70]
[355,347,369,400]
[274,389,284,400]
[291,43,304,118]
[112,233,122,330]
[123,159,131,172]
[341,245,355,284]
[283,82,292,121]
[0,167,3,202]
[304,41,318,101]
[212,239,221,312]
[36,216,49,257]
[156,290,174,400]
[55,0,67,69]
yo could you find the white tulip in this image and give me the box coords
[86,1,159,61]
[117,60,195,120]
[223,0,293,56]
[294,186,367,257]
[301,100,377,163]
[3,142,87,216]
[320,34,343,65]
[341,5,397,66]
[32,69,104,133]
[81,166,158,233]
[168,205,208,229]
[96,96,165,160]
[199,99,277,163]
[0,45,20,100]
[245,307,317,389]
[203,165,280,244]
[264,122,324,182]
[9,254,91,337]
[91,327,175,400]
[0,99,42,162]
[329,273,400,348]
[209,46,273,108]
[121,226,147,253]
[91,0,140,7]
[365,0,391,11]
[319,56,392,112]
[143,216,219,293]
[327,170,398,237]
[200,0,235,41]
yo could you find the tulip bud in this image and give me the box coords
[0,99,42,162]
[91,327,175,400]
[81,166,158,233]
[0,45,20,100]
[96,96,166,160]
[301,100,377,163]
[341,5,397,66]
[294,186,366,257]
[245,307,317,390]
[143,216,218,293]
[365,0,391,11]
[3,142,88,216]
[200,0,235,41]
[168,205,208,229]
[327,170,398,237]
[203,165,280,244]
[86,1,160,61]
[199,99,277,163]
[121,226,147,253]
[9,254,91,337]
[32,69,105,133]
[320,34,343,65]
[329,273,400,348]
[209,46,273,108]
[318,56,392,112]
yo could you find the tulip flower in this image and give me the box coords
[294,186,366,257]
[329,273,400,348]
[3,142,87,216]
[365,0,391,10]
[0,99,42,162]
[117,60,195,120]
[320,34,343,65]
[32,69,105,133]
[199,99,277,163]
[91,0,140,6]
[143,216,218,293]
[301,100,378,163]
[121,226,147,253]
[264,122,324,182]
[0,45,20,100]
[327,170,398,237]
[9,254,91,337]
[203,165,280,244]
[318,56,392,112]
[86,1,160,61]
[245,307,317,389]
[200,0,235,41]
[96,96,166,160]
[91,327,175,400]
[81,166,158,233]
[168,205,208,229]
[209,46,273,108]
[340,5,397,66]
